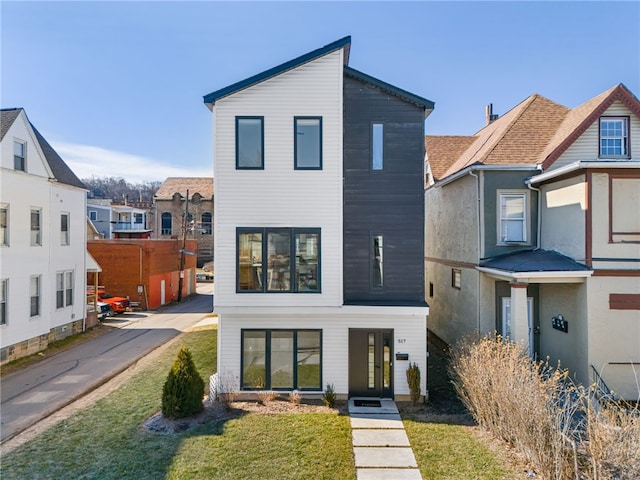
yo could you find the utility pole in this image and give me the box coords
[177,189,189,301]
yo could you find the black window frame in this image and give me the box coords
[161,212,172,235]
[370,233,384,289]
[236,227,321,294]
[201,212,212,235]
[236,116,265,170]
[14,140,25,171]
[371,123,384,171]
[294,116,323,170]
[240,329,323,391]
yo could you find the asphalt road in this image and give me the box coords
[0,283,214,444]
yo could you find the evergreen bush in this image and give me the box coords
[323,383,336,408]
[406,362,421,405]
[162,345,205,419]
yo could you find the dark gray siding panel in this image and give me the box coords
[343,76,426,305]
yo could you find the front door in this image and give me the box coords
[348,329,393,398]
[501,297,534,357]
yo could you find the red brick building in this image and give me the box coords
[87,239,197,310]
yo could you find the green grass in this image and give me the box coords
[2,325,355,480]
[404,418,519,480]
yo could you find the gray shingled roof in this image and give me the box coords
[1,108,22,141]
[480,249,590,272]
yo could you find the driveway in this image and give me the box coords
[0,284,214,444]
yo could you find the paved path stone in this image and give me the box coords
[352,429,410,447]
[357,468,423,480]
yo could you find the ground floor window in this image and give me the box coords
[241,329,322,390]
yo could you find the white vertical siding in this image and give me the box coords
[213,50,344,308]
[551,101,640,170]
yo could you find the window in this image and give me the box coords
[14,141,25,171]
[429,282,434,298]
[201,212,212,235]
[31,209,41,246]
[56,271,74,308]
[61,213,69,245]
[236,116,264,169]
[134,213,143,224]
[89,210,98,221]
[498,192,527,243]
[294,117,322,169]
[241,329,322,390]
[161,212,172,235]
[372,234,384,288]
[372,123,383,170]
[30,275,40,317]
[0,279,7,325]
[237,228,320,293]
[452,269,461,289]
[600,117,629,157]
[1,205,8,246]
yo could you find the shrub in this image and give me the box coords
[256,390,277,405]
[288,390,301,405]
[406,362,421,405]
[323,383,336,408]
[161,345,204,419]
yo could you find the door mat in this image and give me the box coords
[354,399,381,407]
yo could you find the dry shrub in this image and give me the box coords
[256,390,277,405]
[288,390,301,405]
[586,400,640,480]
[449,334,583,480]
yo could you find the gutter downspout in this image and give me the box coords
[527,181,542,250]
[469,170,482,334]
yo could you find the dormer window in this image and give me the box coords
[14,141,25,171]
[599,117,629,158]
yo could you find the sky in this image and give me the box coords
[2,1,639,183]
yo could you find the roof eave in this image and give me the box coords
[476,266,593,282]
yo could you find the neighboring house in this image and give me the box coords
[425,84,640,400]
[87,239,197,310]
[0,108,89,364]
[87,198,152,239]
[204,36,432,400]
[151,177,214,269]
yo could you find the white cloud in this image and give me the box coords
[51,141,212,183]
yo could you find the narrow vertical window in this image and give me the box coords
[267,230,291,292]
[372,234,383,288]
[297,331,321,389]
[270,331,294,389]
[499,193,527,243]
[65,271,73,306]
[61,213,69,245]
[161,212,172,235]
[201,212,212,235]
[599,117,629,157]
[89,210,97,221]
[238,231,263,292]
[30,275,40,317]
[452,268,461,289]
[236,117,264,169]
[14,141,25,171]
[368,333,375,388]
[295,231,319,292]
[372,123,383,170]
[56,273,64,308]
[242,330,266,389]
[0,279,7,325]
[0,205,8,246]
[294,117,322,169]
[31,209,41,246]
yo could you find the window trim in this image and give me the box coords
[30,208,42,246]
[371,233,384,289]
[294,116,323,170]
[1,204,8,247]
[599,116,630,159]
[497,190,529,245]
[14,140,26,171]
[371,123,384,171]
[201,212,212,235]
[56,270,74,309]
[236,116,265,170]
[89,210,98,221]
[236,227,321,294]
[30,275,40,318]
[452,268,461,290]
[61,212,70,246]
[0,278,7,326]
[240,329,323,391]
[161,212,172,235]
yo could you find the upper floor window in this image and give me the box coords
[56,270,74,308]
[498,192,527,244]
[134,213,144,224]
[371,234,384,288]
[1,205,8,246]
[161,212,172,235]
[14,141,26,171]
[30,275,40,317]
[236,116,264,169]
[31,209,42,246]
[89,210,98,221]
[452,269,461,289]
[61,212,70,245]
[372,123,384,171]
[237,228,320,293]
[600,117,629,158]
[0,279,7,325]
[294,117,322,169]
[201,212,212,235]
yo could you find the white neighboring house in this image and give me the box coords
[204,37,433,400]
[1,108,90,364]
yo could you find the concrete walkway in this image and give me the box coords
[348,398,423,480]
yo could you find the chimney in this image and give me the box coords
[486,103,499,125]
[124,194,128,206]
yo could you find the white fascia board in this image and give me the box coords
[214,305,429,317]
[477,266,593,283]
[436,164,540,188]
[528,161,640,185]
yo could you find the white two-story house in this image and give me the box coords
[204,37,433,400]
[1,108,89,364]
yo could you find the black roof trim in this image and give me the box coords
[480,249,590,273]
[344,66,435,111]
[203,36,351,106]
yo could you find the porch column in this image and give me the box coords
[510,282,530,354]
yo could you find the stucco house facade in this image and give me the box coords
[425,84,640,400]
[205,37,432,400]
[1,108,89,364]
